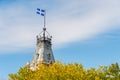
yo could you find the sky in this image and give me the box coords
[0,0,120,79]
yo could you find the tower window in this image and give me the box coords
[46,44,49,49]
[47,54,51,60]
[36,53,39,60]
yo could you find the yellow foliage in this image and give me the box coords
[9,62,120,80]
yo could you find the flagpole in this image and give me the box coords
[43,10,46,40]
[44,10,46,28]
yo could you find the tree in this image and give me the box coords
[8,62,120,80]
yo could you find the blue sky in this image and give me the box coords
[0,0,120,79]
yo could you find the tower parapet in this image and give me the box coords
[36,28,52,45]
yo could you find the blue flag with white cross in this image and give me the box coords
[36,8,45,16]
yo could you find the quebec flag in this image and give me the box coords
[36,8,45,16]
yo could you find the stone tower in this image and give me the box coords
[30,27,55,69]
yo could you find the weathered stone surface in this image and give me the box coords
[29,28,55,69]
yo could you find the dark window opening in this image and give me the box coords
[47,54,51,60]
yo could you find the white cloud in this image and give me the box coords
[0,0,120,53]
[47,0,120,46]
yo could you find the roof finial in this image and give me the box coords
[43,27,46,40]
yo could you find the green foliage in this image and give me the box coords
[9,62,120,80]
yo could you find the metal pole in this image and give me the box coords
[44,10,46,28]
[43,10,46,40]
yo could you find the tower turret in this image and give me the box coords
[30,27,55,69]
